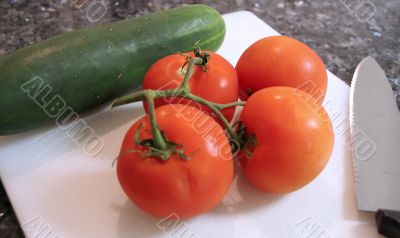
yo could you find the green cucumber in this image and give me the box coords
[0,4,225,135]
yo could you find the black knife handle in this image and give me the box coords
[376,209,400,238]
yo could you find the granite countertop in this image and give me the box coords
[0,0,399,237]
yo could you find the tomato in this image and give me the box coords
[117,105,233,218]
[238,87,334,193]
[236,36,327,103]
[142,51,238,124]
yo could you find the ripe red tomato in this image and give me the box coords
[236,36,327,103]
[142,51,238,124]
[117,105,233,218]
[238,87,334,193]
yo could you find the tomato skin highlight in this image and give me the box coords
[236,36,327,103]
[239,87,334,194]
[142,51,239,124]
[117,105,233,218]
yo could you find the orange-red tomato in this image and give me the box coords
[117,105,233,218]
[239,87,334,193]
[236,36,327,103]
[142,51,238,124]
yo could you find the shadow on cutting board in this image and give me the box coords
[210,159,281,215]
[0,102,144,147]
[115,201,163,238]
[0,103,144,178]
[40,166,162,238]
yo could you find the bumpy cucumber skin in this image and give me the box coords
[0,5,225,135]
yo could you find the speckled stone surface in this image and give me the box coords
[0,0,399,237]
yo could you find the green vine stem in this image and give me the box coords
[145,91,168,150]
[113,88,245,142]
[112,50,246,157]
[180,56,204,90]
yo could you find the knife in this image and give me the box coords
[350,56,400,238]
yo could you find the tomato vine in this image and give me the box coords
[112,47,246,160]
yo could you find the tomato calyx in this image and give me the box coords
[240,135,257,159]
[234,121,257,158]
[112,47,245,161]
[134,124,190,161]
[193,46,210,71]
[181,46,210,73]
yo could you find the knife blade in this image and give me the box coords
[350,56,400,237]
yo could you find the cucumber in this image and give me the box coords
[0,4,225,135]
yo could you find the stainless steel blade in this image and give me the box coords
[350,56,400,212]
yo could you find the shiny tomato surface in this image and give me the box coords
[117,105,234,218]
[236,36,327,103]
[239,87,334,193]
[142,51,239,124]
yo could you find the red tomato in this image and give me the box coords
[238,87,334,193]
[142,51,238,124]
[117,105,233,218]
[236,36,327,103]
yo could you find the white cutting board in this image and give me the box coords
[0,11,380,238]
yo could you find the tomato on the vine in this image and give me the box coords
[117,105,233,218]
[142,51,239,124]
[236,36,327,103]
[238,87,334,194]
